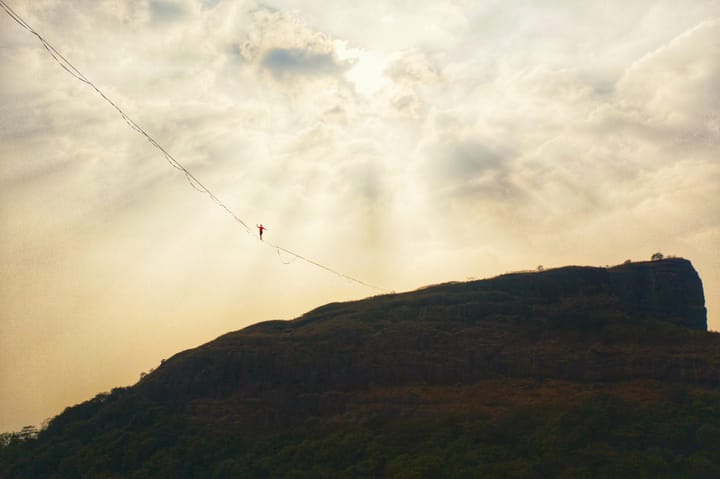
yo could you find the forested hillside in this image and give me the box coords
[2,258,718,478]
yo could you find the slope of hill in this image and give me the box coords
[2,258,718,478]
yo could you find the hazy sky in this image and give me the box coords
[1,0,719,432]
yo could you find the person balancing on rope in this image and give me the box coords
[256,224,267,240]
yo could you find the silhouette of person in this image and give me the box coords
[256,224,267,240]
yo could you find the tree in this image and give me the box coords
[0,433,13,447]
[651,252,664,261]
[18,426,38,442]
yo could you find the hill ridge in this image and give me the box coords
[221,257,706,338]
[2,257,717,479]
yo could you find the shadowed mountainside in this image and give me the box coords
[137,258,709,405]
[2,258,719,478]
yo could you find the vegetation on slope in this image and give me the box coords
[1,258,717,478]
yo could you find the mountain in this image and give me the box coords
[2,258,719,478]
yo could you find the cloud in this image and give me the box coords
[403,12,720,274]
[423,136,515,197]
[386,50,439,85]
[615,18,720,138]
[237,9,347,70]
[384,49,439,116]
[261,48,342,77]
[149,0,191,23]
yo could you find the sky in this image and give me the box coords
[1,0,718,432]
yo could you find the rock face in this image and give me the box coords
[479,257,707,330]
[609,258,707,330]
